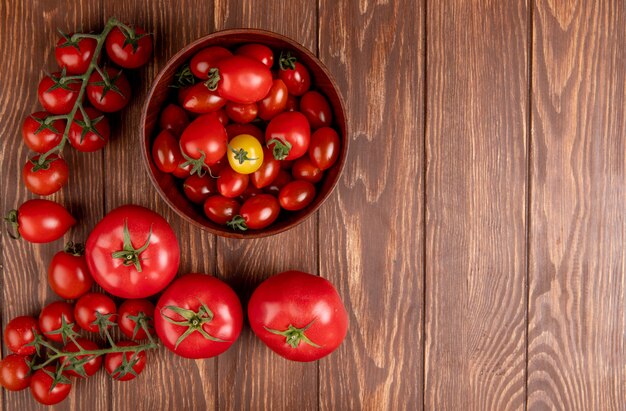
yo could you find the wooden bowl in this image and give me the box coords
[141,29,348,239]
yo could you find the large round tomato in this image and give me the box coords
[227,134,264,174]
[265,112,311,161]
[190,46,232,79]
[248,271,348,362]
[278,52,311,96]
[227,194,279,231]
[55,33,97,74]
[0,354,31,391]
[39,301,79,343]
[203,195,241,225]
[104,341,147,381]
[118,299,155,340]
[182,83,227,114]
[5,199,75,243]
[4,316,40,356]
[60,338,102,378]
[37,72,81,114]
[105,26,152,69]
[22,154,69,196]
[250,147,280,188]
[179,113,228,175]
[158,104,189,137]
[257,79,288,121]
[85,205,180,298]
[22,112,65,153]
[279,180,316,211]
[86,67,131,113]
[48,242,93,299]
[299,91,332,129]
[309,127,340,170]
[235,43,274,68]
[68,107,110,152]
[207,55,272,104]
[152,130,184,173]
[155,273,243,359]
[74,293,117,333]
[30,366,72,405]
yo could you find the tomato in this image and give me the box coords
[280,159,295,169]
[30,366,72,405]
[0,354,31,391]
[118,299,155,340]
[105,26,152,69]
[155,273,243,359]
[227,194,280,231]
[264,169,293,196]
[292,156,323,183]
[238,184,263,202]
[68,107,110,152]
[4,316,39,356]
[179,113,228,175]
[159,104,189,137]
[60,338,102,378]
[152,130,183,173]
[215,108,230,126]
[178,85,192,106]
[257,79,288,121]
[74,293,117,333]
[225,123,263,141]
[86,67,131,113]
[86,205,180,298]
[172,160,192,179]
[55,33,97,74]
[285,94,299,112]
[217,167,249,198]
[5,199,75,243]
[225,101,258,124]
[278,52,311,96]
[235,43,274,68]
[183,83,227,114]
[251,147,280,188]
[22,154,69,196]
[183,174,217,204]
[37,72,81,115]
[39,301,79,343]
[48,242,93,300]
[190,46,232,79]
[227,134,264,174]
[203,195,240,225]
[309,127,340,170]
[22,112,65,153]
[104,341,147,381]
[300,91,332,129]
[279,180,316,211]
[207,56,273,104]
[248,270,348,361]
[265,112,311,160]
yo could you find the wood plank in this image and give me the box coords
[424,0,529,409]
[212,1,318,410]
[527,0,626,408]
[317,0,424,409]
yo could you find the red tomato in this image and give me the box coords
[225,123,263,141]
[217,167,249,198]
[248,271,348,361]
[0,354,31,391]
[155,273,243,359]
[215,108,230,126]
[285,94,299,112]
[104,341,146,381]
[183,83,227,114]
[39,301,79,343]
[178,85,192,106]
[235,43,274,68]
[55,33,97,74]
[152,130,183,173]
[68,107,110,152]
[30,366,72,405]
[203,195,240,225]
[87,67,131,113]
[257,79,288,121]
[279,180,316,211]
[225,101,258,124]
[159,104,189,137]
[207,56,273,104]
[228,194,280,231]
[4,316,39,356]
[265,112,311,161]
[48,242,93,300]
[292,156,323,183]
[278,52,311,96]
[60,338,102,378]
[183,174,217,204]
[172,161,193,179]
[118,299,155,340]
[190,46,232,79]
[37,72,81,115]
[22,154,69,196]
[251,147,280,188]
[22,112,65,153]
[74,293,117,333]
[300,91,333,129]
[309,127,340,170]
[238,184,263,202]
[280,159,295,169]
[180,113,228,174]
[5,199,75,243]
[264,169,293,196]
[105,26,152,69]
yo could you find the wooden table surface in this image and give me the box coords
[1,0,625,410]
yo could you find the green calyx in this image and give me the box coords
[226,215,248,231]
[264,320,321,349]
[119,25,151,53]
[180,149,214,177]
[91,311,117,340]
[205,68,221,91]
[172,63,196,88]
[4,209,20,240]
[161,301,227,350]
[45,67,82,92]
[29,154,60,172]
[75,108,106,143]
[267,138,292,160]
[111,220,153,273]
[279,50,297,71]
[43,363,72,390]
[90,66,127,101]
[127,311,153,340]
[229,145,258,164]
[43,316,79,345]
[64,240,85,256]
[111,351,143,380]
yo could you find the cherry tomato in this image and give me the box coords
[39,301,79,343]
[215,108,230,126]
[152,130,183,173]
[280,159,295,169]
[309,127,340,170]
[208,157,228,176]
[203,195,240,225]
[265,112,311,160]
[22,154,69,196]
[4,316,39,356]
[118,299,155,340]
[5,199,75,243]
[172,161,193,179]
[228,194,280,231]
[105,26,152,69]
[86,67,131,113]
[68,107,110,152]
[190,46,232,79]
[225,101,258,124]
[285,94,299,112]
[227,134,264,174]
[264,169,293,196]
[238,184,263,202]
[300,91,332,129]
[74,293,117,333]
[180,113,228,174]
[60,338,102,378]
[292,156,323,183]
[279,180,316,211]
[104,341,147,381]
[0,354,31,391]
[208,55,273,104]
[218,167,249,198]
[55,33,97,74]
[183,83,227,114]
[226,123,263,141]
[278,52,311,96]
[37,72,81,115]
[235,43,274,68]
[30,366,71,405]
[48,242,93,300]
[22,112,65,153]
[155,273,243,359]
[183,174,217,204]
[159,104,189,137]
[251,147,280,188]
[257,79,288,121]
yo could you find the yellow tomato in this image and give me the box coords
[227,134,264,174]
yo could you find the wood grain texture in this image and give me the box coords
[527,0,626,409]
[424,0,529,409]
